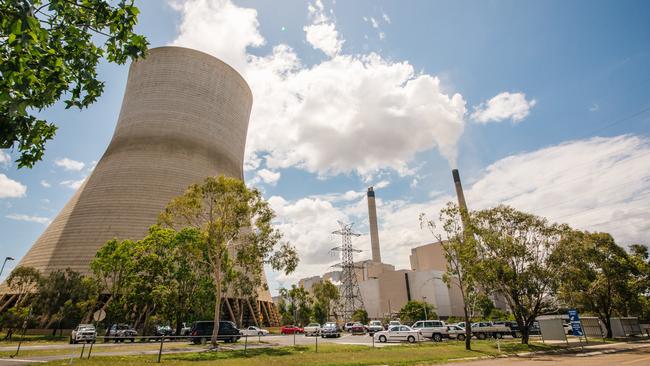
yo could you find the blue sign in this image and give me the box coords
[568,309,584,337]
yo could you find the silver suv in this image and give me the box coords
[411,320,448,342]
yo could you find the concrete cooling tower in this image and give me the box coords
[2,47,280,326]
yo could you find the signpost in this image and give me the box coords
[568,309,588,345]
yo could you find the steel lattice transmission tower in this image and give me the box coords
[331,221,364,321]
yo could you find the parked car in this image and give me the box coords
[70,324,96,344]
[350,322,366,334]
[455,322,466,329]
[446,325,467,341]
[189,321,241,344]
[179,322,192,336]
[304,323,321,336]
[154,325,174,339]
[374,325,422,343]
[343,322,355,332]
[105,324,137,343]
[386,320,401,330]
[470,322,511,340]
[411,320,448,342]
[563,322,573,335]
[241,326,270,336]
[320,322,341,338]
[367,320,383,335]
[280,325,304,335]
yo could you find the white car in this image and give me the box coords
[374,325,422,343]
[70,324,96,344]
[304,323,321,336]
[387,320,401,329]
[240,326,270,336]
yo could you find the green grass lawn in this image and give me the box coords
[40,340,557,366]
[0,332,68,346]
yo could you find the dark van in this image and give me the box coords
[189,321,241,344]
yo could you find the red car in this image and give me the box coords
[350,323,366,334]
[280,325,304,335]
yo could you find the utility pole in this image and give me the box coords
[331,221,364,321]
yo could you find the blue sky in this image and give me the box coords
[1,0,649,291]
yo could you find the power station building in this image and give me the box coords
[0,47,279,326]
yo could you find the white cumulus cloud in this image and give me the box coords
[256,169,281,185]
[6,214,51,225]
[0,150,10,167]
[40,180,51,188]
[169,0,467,175]
[267,135,650,281]
[0,174,26,199]
[471,92,536,123]
[304,0,343,57]
[54,158,85,171]
[60,178,85,190]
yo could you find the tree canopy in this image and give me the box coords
[159,175,298,345]
[1,0,148,168]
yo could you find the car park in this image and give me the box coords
[374,325,422,343]
[105,324,137,343]
[240,326,270,336]
[367,320,383,335]
[189,320,241,344]
[320,322,341,338]
[304,323,321,336]
[70,324,96,344]
[411,320,448,342]
[280,325,304,335]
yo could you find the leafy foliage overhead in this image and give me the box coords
[0,0,148,168]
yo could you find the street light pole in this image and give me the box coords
[0,257,15,279]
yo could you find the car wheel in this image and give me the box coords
[494,332,503,339]
[379,335,387,343]
[477,333,486,340]
[130,338,135,343]
[69,337,74,344]
[258,331,263,336]
[407,335,416,343]
[457,334,466,341]
[432,333,442,342]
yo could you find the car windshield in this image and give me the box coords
[370,321,381,325]
[307,323,319,327]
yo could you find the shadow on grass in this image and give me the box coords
[168,346,310,361]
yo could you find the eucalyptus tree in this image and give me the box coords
[1,0,147,167]
[555,231,638,338]
[421,202,479,350]
[4,266,41,307]
[472,205,566,344]
[159,175,298,346]
[311,280,339,321]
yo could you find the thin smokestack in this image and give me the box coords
[452,169,468,213]
[367,187,381,263]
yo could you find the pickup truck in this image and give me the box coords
[470,322,512,339]
[411,320,448,342]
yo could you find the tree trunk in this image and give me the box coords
[463,306,471,350]
[521,326,529,345]
[604,317,613,339]
[211,269,222,347]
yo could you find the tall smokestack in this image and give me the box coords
[452,169,469,213]
[367,187,381,263]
